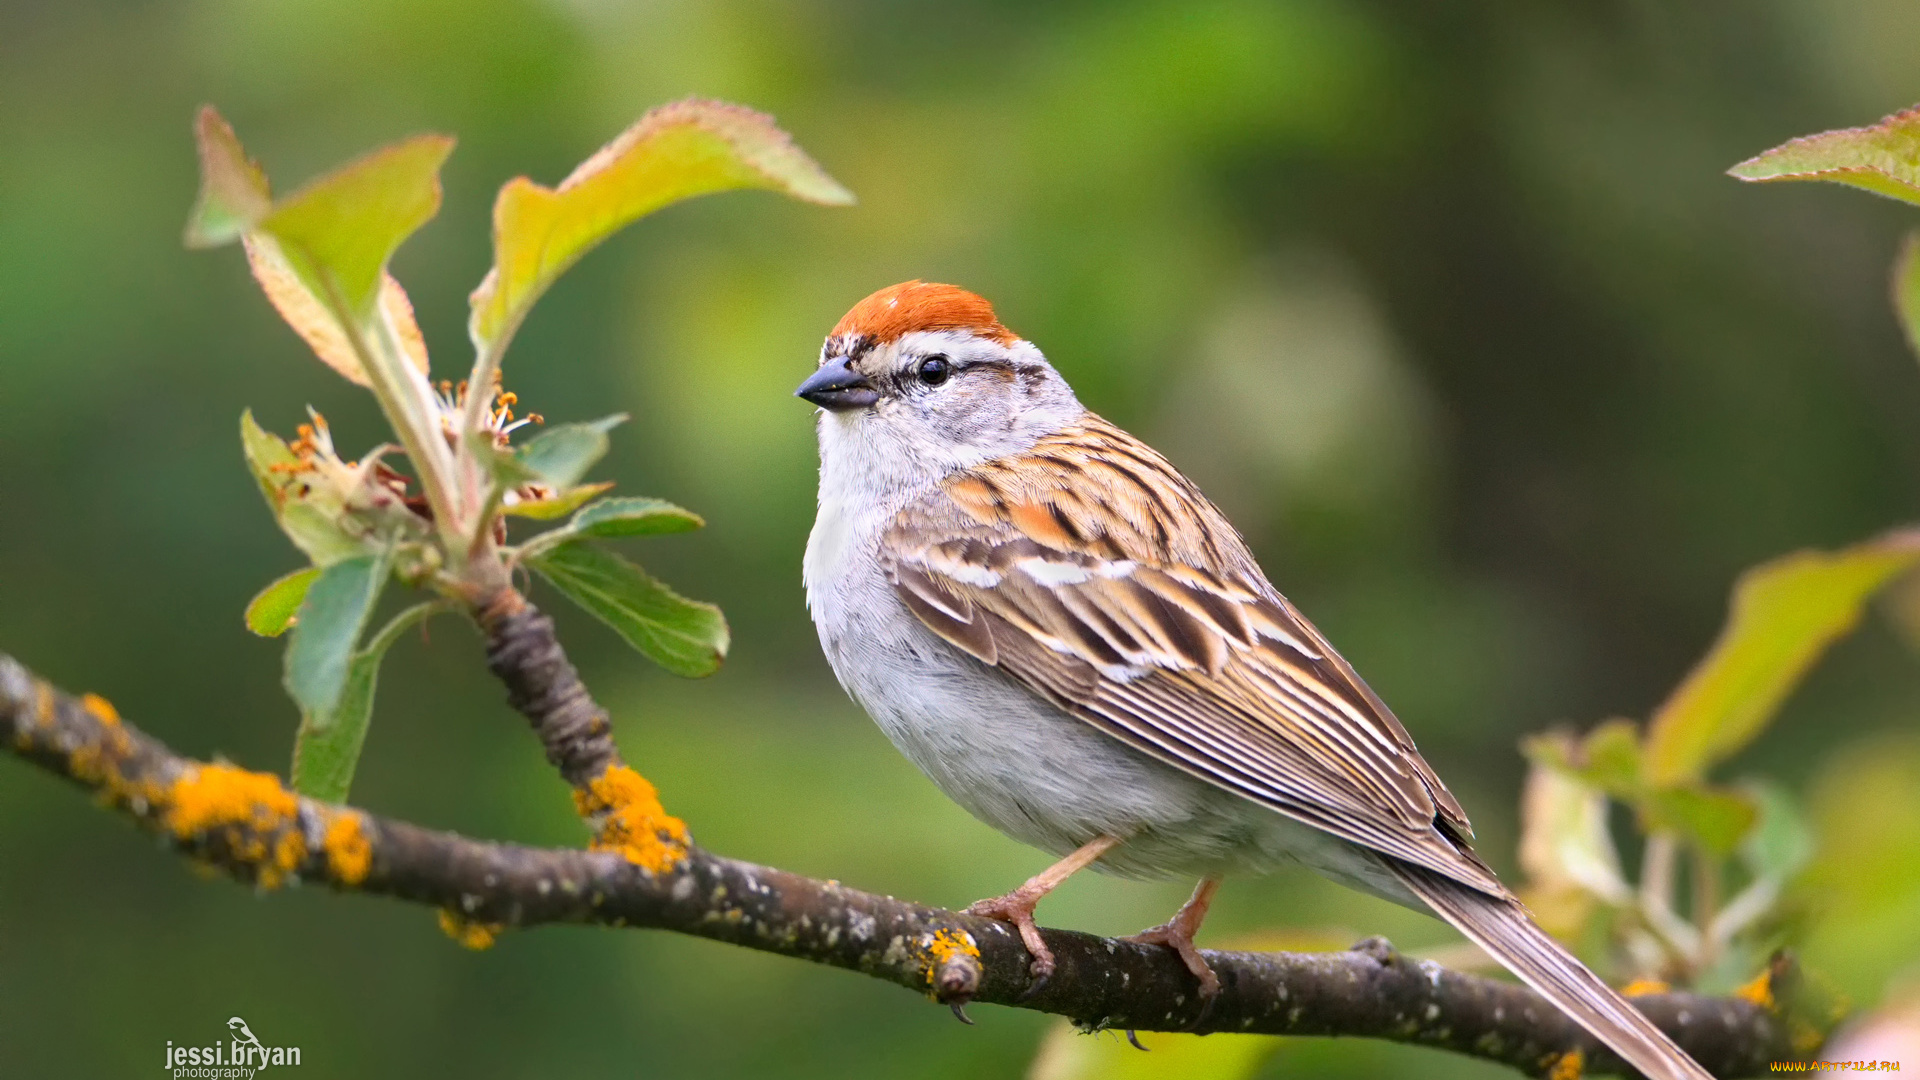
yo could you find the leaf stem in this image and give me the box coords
[295,257,466,560]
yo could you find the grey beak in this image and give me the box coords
[794,355,878,410]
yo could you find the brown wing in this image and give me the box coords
[883,414,1505,895]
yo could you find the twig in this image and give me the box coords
[474,588,622,788]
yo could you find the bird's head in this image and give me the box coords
[797,281,1082,490]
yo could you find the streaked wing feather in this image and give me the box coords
[882,414,1501,896]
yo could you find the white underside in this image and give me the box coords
[804,466,1416,907]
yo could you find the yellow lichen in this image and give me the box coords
[438,908,503,950]
[322,810,373,885]
[161,763,306,888]
[1734,967,1775,1011]
[572,764,689,873]
[924,928,981,987]
[1545,1048,1584,1080]
[1620,977,1670,997]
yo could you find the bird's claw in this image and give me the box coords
[965,889,1056,999]
[1123,920,1221,1030]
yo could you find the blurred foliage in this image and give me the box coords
[8,2,1920,1078]
[1515,535,1920,998]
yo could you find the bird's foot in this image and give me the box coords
[1123,918,1221,1002]
[965,887,1056,993]
[1124,878,1223,1030]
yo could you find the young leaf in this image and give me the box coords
[259,133,455,320]
[1579,717,1644,797]
[240,407,299,503]
[504,481,615,521]
[469,98,854,349]
[245,235,430,384]
[291,601,439,802]
[1517,743,1632,906]
[1645,531,1920,785]
[239,411,365,566]
[517,495,705,560]
[245,567,320,637]
[515,414,627,490]
[526,541,727,677]
[184,105,271,248]
[1642,784,1759,857]
[569,495,704,538]
[284,553,388,719]
[1730,104,1920,207]
[1895,231,1920,361]
[1741,782,1816,883]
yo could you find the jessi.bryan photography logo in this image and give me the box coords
[164,1016,300,1077]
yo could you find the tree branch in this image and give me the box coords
[0,647,1813,1078]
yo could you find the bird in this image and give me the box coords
[795,280,1712,1080]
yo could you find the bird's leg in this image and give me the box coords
[966,834,1123,988]
[1124,877,1223,1002]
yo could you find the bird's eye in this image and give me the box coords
[916,355,951,386]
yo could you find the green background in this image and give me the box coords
[5,1,1920,1076]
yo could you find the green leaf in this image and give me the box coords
[284,553,388,718]
[1028,1018,1278,1080]
[242,233,430,386]
[291,601,438,802]
[245,567,319,637]
[259,132,455,320]
[1645,531,1920,786]
[1895,231,1920,362]
[240,408,298,498]
[239,411,365,566]
[526,541,727,677]
[185,111,434,384]
[1523,719,1643,799]
[1741,782,1815,882]
[1730,105,1920,207]
[515,495,703,562]
[1643,785,1759,857]
[504,481,615,521]
[469,98,854,349]
[1579,717,1644,797]
[1517,740,1631,905]
[515,414,627,490]
[570,495,704,538]
[184,105,271,248]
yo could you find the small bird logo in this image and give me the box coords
[227,1017,264,1060]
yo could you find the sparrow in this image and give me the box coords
[797,281,1711,1080]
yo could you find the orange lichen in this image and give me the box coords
[437,909,503,950]
[161,763,306,888]
[1735,967,1776,1011]
[572,764,689,874]
[322,810,373,885]
[924,928,981,987]
[80,692,120,723]
[1545,1048,1584,1080]
[1620,977,1671,997]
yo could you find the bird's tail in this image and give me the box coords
[1387,859,1714,1080]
